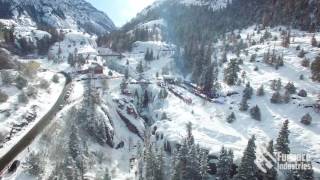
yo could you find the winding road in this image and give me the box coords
[0,72,72,173]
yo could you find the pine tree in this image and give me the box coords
[235,136,257,180]
[257,85,265,96]
[224,59,240,86]
[136,61,144,74]
[250,105,261,121]
[301,113,312,125]
[217,146,233,180]
[226,112,236,123]
[125,67,129,80]
[311,55,320,81]
[143,90,149,108]
[69,124,81,160]
[311,35,317,47]
[271,92,282,104]
[275,120,290,154]
[262,140,277,180]
[243,82,253,99]
[103,168,111,180]
[284,82,296,94]
[239,97,249,111]
[283,90,291,103]
[200,150,209,180]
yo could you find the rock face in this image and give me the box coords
[0,0,116,35]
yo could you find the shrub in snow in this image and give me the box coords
[0,90,8,103]
[18,92,28,103]
[161,112,168,120]
[270,79,282,91]
[250,54,256,62]
[301,113,312,125]
[271,92,282,104]
[257,85,265,96]
[298,89,307,97]
[26,152,44,176]
[52,74,59,83]
[1,70,13,85]
[26,86,38,97]
[282,90,291,103]
[227,112,236,123]
[15,75,28,89]
[301,58,310,67]
[311,55,320,82]
[108,70,113,76]
[284,82,296,94]
[311,35,318,47]
[298,49,306,58]
[243,83,253,99]
[299,74,304,80]
[39,79,50,89]
[250,105,261,121]
[239,97,249,111]
[224,59,240,86]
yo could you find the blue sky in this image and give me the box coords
[86,0,156,27]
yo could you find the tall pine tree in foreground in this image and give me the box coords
[235,135,257,180]
[275,120,290,154]
[217,146,234,180]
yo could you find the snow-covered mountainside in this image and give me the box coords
[0,0,115,35]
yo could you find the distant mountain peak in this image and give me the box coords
[0,0,115,35]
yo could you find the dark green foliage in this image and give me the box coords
[217,146,234,180]
[224,59,240,86]
[284,82,296,94]
[270,91,282,104]
[243,82,253,99]
[275,120,290,154]
[311,55,320,82]
[15,75,28,89]
[239,96,249,111]
[226,112,236,123]
[235,136,257,180]
[301,113,312,125]
[257,85,265,96]
[250,105,261,121]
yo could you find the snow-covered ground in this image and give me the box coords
[0,70,66,157]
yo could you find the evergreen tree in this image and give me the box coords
[217,146,233,180]
[283,90,291,104]
[275,120,290,154]
[250,105,261,121]
[136,61,144,74]
[226,112,236,123]
[243,82,254,99]
[257,85,265,96]
[301,113,312,125]
[143,90,149,108]
[103,168,111,180]
[239,97,249,111]
[200,150,209,180]
[262,140,277,180]
[271,92,282,104]
[311,55,320,82]
[125,67,129,80]
[69,124,81,160]
[284,82,296,94]
[224,59,240,86]
[235,136,257,180]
